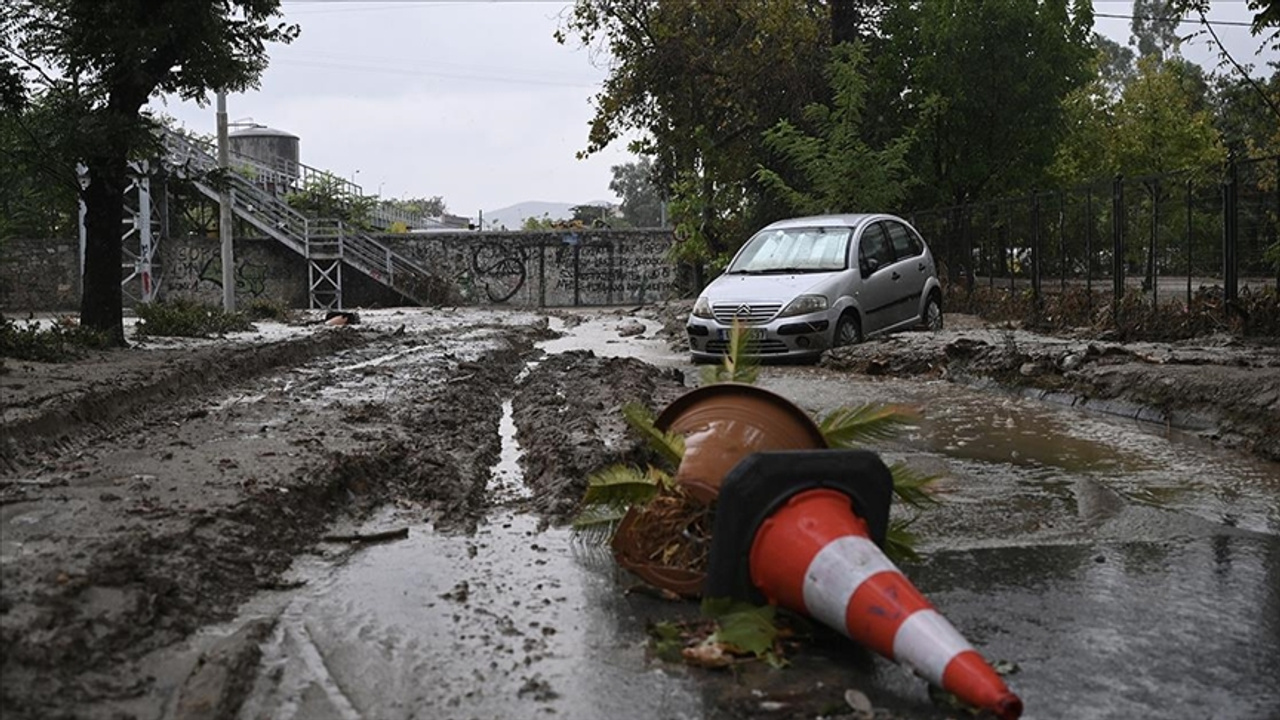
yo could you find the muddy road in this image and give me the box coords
[2,306,1278,720]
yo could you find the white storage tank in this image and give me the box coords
[229,126,300,183]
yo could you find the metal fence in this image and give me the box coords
[907,154,1280,315]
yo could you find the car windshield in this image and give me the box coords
[725,227,851,274]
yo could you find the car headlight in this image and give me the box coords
[778,294,828,317]
[692,296,713,318]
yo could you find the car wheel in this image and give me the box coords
[834,313,862,347]
[923,294,943,331]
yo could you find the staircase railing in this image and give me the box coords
[160,129,440,307]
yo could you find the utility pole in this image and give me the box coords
[216,91,235,312]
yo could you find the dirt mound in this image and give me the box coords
[511,350,687,522]
[823,326,1280,461]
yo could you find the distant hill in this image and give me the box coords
[481,200,614,231]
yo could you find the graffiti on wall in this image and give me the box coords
[469,243,528,303]
[171,245,272,297]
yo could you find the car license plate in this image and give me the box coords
[717,328,767,341]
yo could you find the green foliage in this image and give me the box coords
[382,196,447,219]
[286,174,376,230]
[817,403,919,448]
[859,0,1094,208]
[242,298,296,322]
[610,156,664,227]
[884,518,924,564]
[755,43,914,215]
[622,402,685,466]
[701,597,783,663]
[699,320,759,385]
[134,299,254,338]
[572,464,674,544]
[0,95,80,240]
[0,317,112,362]
[3,0,298,343]
[559,0,828,259]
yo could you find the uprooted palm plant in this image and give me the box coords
[572,321,940,571]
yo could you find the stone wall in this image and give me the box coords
[1,229,683,312]
[0,238,81,312]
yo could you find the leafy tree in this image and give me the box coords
[1094,32,1138,99]
[1,0,298,345]
[382,195,447,218]
[1109,55,1226,176]
[1130,0,1182,60]
[571,203,613,227]
[902,0,1095,207]
[1210,69,1280,156]
[755,43,913,215]
[0,93,79,239]
[285,173,377,230]
[609,156,663,227]
[557,0,829,258]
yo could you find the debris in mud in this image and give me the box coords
[441,580,470,603]
[648,600,794,669]
[321,527,410,543]
[616,318,646,337]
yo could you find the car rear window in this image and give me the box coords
[885,221,923,259]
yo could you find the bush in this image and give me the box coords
[0,316,112,363]
[134,299,254,338]
[242,298,297,322]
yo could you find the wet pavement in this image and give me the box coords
[80,309,1280,720]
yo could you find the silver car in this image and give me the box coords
[686,213,942,362]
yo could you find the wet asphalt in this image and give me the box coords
[209,311,1280,720]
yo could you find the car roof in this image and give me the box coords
[759,213,903,232]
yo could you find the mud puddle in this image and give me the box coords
[229,389,706,720]
[761,368,1280,538]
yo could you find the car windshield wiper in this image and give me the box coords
[753,267,816,274]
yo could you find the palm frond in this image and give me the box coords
[883,517,922,564]
[622,402,685,466]
[817,403,919,448]
[888,461,940,508]
[580,464,666,507]
[700,319,759,385]
[570,503,628,547]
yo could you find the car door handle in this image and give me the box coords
[891,271,901,280]
[917,262,926,272]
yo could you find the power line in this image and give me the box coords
[1094,12,1254,28]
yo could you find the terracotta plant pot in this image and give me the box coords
[655,383,827,504]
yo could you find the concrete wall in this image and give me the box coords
[384,229,680,307]
[0,238,81,312]
[1,229,683,312]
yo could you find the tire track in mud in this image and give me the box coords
[1,328,373,472]
[510,350,687,522]
[0,324,540,719]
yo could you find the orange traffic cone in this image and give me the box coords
[706,451,1022,720]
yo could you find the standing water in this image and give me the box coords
[234,400,707,720]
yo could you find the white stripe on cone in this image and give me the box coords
[800,534,975,688]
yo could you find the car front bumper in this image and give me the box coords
[685,315,833,361]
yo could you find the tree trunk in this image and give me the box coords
[79,155,127,346]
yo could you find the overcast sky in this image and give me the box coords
[153,1,1277,220]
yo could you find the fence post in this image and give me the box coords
[1112,175,1125,320]
[1186,178,1193,308]
[1086,188,1094,313]
[1030,193,1042,308]
[1150,178,1160,311]
[1223,153,1238,306]
[963,206,974,295]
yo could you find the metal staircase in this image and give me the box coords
[160,130,438,309]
